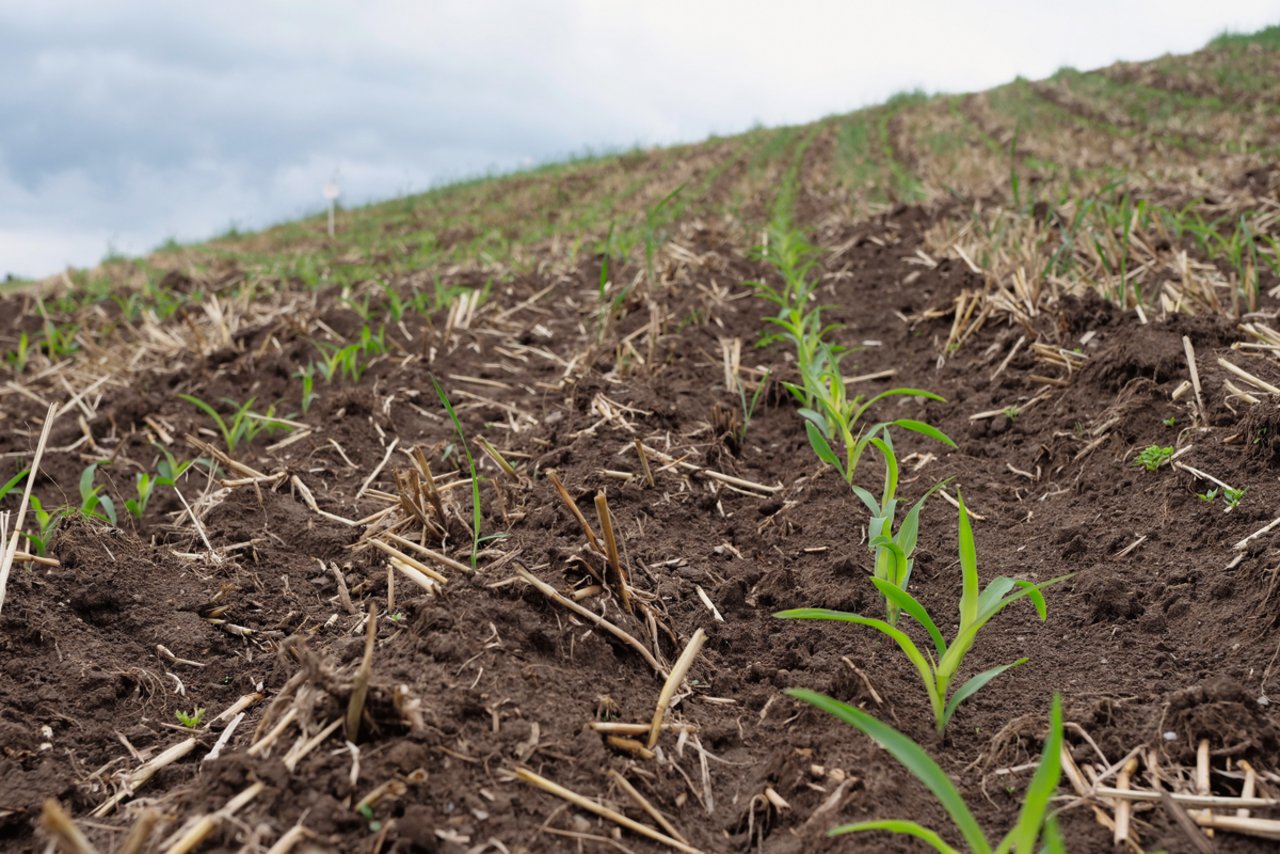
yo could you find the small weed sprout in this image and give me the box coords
[1134,445,1174,472]
[787,689,1065,852]
[1224,486,1246,509]
[777,491,1068,733]
[1002,405,1021,420]
[175,708,205,728]
[1199,488,1219,502]
[1163,415,1176,427]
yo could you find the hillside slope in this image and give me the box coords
[2,26,1280,854]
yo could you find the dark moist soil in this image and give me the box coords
[2,203,1280,854]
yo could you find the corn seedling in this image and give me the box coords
[804,387,955,486]
[155,446,198,487]
[174,708,205,728]
[124,472,156,521]
[21,496,66,556]
[750,223,953,480]
[432,378,482,568]
[3,332,29,375]
[78,462,117,526]
[733,370,770,448]
[843,433,947,625]
[777,491,1068,733]
[1134,444,1174,472]
[296,363,316,413]
[787,689,1065,853]
[315,326,386,383]
[39,321,79,359]
[179,395,292,453]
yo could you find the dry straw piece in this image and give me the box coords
[0,402,55,616]
[514,766,701,853]
[647,628,707,749]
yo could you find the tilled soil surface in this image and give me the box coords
[3,203,1280,853]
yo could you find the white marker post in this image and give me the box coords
[323,181,341,238]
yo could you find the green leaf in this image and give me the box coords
[900,480,946,553]
[179,394,232,450]
[786,690,990,854]
[828,819,961,854]
[79,463,99,504]
[870,577,946,657]
[849,483,881,516]
[0,468,29,502]
[868,436,899,505]
[891,418,958,449]
[995,695,1064,854]
[775,609,938,715]
[806,421,845,478]
[851,387,948,423]
[97,496,117,527]
[433,377,482,568]
[977,576,1071,625]
[941,659,1027,729]
[957,490,979,628]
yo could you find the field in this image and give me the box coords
[4,27,1280,854]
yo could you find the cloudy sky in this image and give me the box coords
[3,1,1277,278]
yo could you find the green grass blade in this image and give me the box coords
[890,418,957,449]
[787,689,991,854]
[432,378,481,568]
[179,394,231,450]
[941,659,1027,730]
[957,490,979,628]
[898,480,947,557]
[0,468,30,502]
[97,496,117,527]
[849,483,881,516]
[851,387,947,422]
[79,463,98,504]
[776,609,939,718]
[996,695,1064,854]
[805,420,844,478]
[977,575,1072,625]
[829,819,961,854]
[870,577,946,657]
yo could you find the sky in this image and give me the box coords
[3,1,1278,279]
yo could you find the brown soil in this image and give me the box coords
[3,200,1280,854]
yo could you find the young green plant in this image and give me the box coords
[78,462,117,526]
[787,689,1065,853]
[842,432,947,625]
[432,378,482,568]
[1134,444,1174,472]
[179,395,292,454]
[776,491,1068,733]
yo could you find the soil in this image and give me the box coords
[3,200,1280,854]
